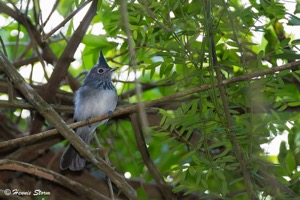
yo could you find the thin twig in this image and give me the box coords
[0,36,8,57]
[130,114,176,200]
[103,154,115,200]
[93,132,115,200]
[13,22,21,60]
[0,100,73,112]
[41,0,59,27]
[120,0,150,134]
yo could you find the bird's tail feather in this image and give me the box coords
[60,131,90,171]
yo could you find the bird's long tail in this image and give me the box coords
[60,129,90,171]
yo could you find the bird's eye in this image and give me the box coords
[97,68,104,74]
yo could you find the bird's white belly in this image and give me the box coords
[75,90,117,121]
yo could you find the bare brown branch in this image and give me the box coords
[130,114,176,199]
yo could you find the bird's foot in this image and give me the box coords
[86,117,92,128]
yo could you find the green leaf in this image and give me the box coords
[215,170,226,181]
[189,166,196,176]
[137,187,148,200]
[220,155,236,163]
[273,101,282,109]
[285,151,296,174]
[291,39,300,45]
[295,2,300,14]
[287,13,300,25]
[201,179,208,188]
[272,52,300,60]
[221,181,228,195]
[82,34,111,47]
[292,72,300,82]
[214,149,231,160]
[270,109,280,120]
[287,102,300,107]
[133,30,137,39]
[192,155,201,164]
[145,62,162,70]
[277,76,285,87]
[278,104,287,111]
[280,38,290,48]
[229,177,244,186]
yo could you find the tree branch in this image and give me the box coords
[130,114,176,199]
[204,0,255,198]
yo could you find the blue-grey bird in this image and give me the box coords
[60,51,118,171]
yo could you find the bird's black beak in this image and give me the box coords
[110,68,117,72]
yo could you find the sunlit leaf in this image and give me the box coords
[285,151,296,174]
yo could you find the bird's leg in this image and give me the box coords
[86,117,92,128]
[107,111,114,120]
[74,119,78,132]
[108,111,113,115]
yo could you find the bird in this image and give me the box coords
[60,50,118,171]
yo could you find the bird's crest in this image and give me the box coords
[98,50,110,69]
